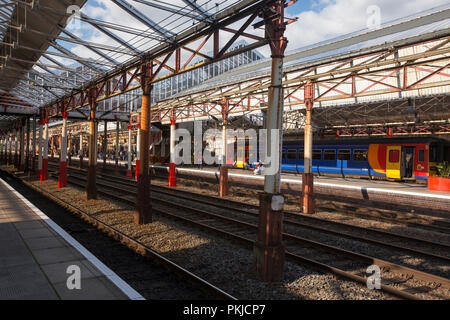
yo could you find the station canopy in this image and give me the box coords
[0,1,450,135]
[0,0,262,128]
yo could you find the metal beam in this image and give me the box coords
[132,0,206,21]
[50,42,105,73]
[181,0,212,21]
[79,12,141,54]
[111,0,175,41]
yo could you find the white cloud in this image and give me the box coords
[284,0,449,53]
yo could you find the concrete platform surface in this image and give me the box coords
[0,178,144,300]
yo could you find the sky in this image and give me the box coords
[42,0,450,72]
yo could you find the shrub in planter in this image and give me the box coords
[428,161,450,192]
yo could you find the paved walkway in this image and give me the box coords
[0,178,143,300]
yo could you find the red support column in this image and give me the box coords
[103,119,107,170]
[79,130,84,169]
[135,125,140,181]
[302,81,315,214]
[41,116,49,181]
[14,128,18,169]
[135,59,152,225]
[254,0,289,282]
[86,88,98,200]
[219,166,229,197]
[19,120,25,171]
[37,117,43,178]
[115,120,119,173]
[58,110,68,188]
[126,125,133,178]
[219,99,229,197]
[25,117,30,173]
[168,111,176,187]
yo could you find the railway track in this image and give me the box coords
[62,160,450,234]
[47,163,450,300]
[4,168,236,300]
[49,163,450,263]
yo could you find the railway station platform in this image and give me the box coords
[151,166,450,216]
[0,178,143,300]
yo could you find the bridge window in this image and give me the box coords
[323,149,336,161]
[353,149,368,161]
[389,150,399,162]
[287,149,297,160]
[337,149,351,160]
[312,149,322,160]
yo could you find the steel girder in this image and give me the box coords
[147,34,450,126]
[38,0,269,121]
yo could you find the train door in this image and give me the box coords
[415,146,427,179]
[386,146,401,179]
[401,146,415,179]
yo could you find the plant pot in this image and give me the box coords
[428,176,450,192]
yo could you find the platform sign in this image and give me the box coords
[130,113,140,126]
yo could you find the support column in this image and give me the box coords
[2,135,5,165]
[14,129,18,169]
[50,135,54,160]
[79,130,84,169]
[1,135,4,164]
[168,110,176,187]
[126,125,133,178]
[302,82,315,214]
[37,119,43,178]
[115,121,120,172]
[220,100,229,197]
[25,117,30,172]
[68,132,72,166]
[41,117,49,181]
[32,117,36,172]
[254,1,287,282]
[135,127,140,181]
[135,59,152,224]
[9,131,13,166]
[19,121,25,171]
[58,110,68,188]
[86,88,98,200]
[103,120,107,169]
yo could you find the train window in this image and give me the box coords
[418,149,425,162]
[312,149,322,160]
[282,150,286,160]
[323,149,336,161]
[389,150,399,162]
[287,149,297,160]
[298,149,304,159]
[353,149,368,161]
[337,149,351,160]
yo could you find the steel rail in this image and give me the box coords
[47,161,450,254]
[62,177,443,300]
[45,165,450,300]
[3,169,237,300]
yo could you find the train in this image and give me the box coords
[226,137,450,181]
